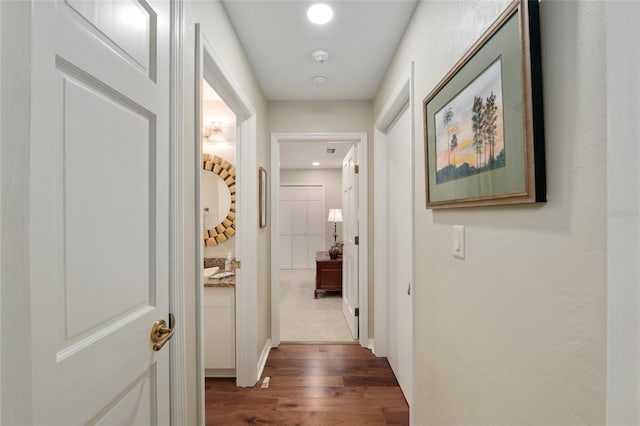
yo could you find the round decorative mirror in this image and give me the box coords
[202,154,236,246]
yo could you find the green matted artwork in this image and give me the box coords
[423,0,546,208]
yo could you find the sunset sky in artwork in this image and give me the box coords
[435,59,505,171]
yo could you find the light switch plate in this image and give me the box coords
[453,225,465,259]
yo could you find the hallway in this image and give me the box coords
[205,343,409,425]
[280,269,353,342]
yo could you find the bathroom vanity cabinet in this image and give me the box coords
[204,286,235,375]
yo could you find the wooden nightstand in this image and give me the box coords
[315,251,343,298]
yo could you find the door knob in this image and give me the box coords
[150,313,175,351]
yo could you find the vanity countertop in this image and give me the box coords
[204,275,236,288]
[203,259,236,287]
[204,275,235,288]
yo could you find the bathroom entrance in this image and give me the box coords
[200,79,238,378]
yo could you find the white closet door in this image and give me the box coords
[306,187,325,267]
[386,106,413,404]
[291,190,308,268]
[291,188,307,234]
[280,236,292,270]
[280,185,325,269]
[292,236,308,269]
[279,188,293,269]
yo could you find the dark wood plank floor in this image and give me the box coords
[205,343,409,425]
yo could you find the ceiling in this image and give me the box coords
[280,141,352,169]
[202,81,235,127]
[222,0,418,101]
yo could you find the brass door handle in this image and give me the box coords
[150,313,175,351]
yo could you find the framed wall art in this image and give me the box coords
[423,0,546,208]
[259,167,267,228]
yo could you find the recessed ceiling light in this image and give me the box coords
[312,162,320,166]
[307,3,333,25]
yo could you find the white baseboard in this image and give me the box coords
[204,368,236,378]
[368,338,375,354]
[257,338,272,381]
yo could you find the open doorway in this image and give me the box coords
[270,132,369,348]
[200,80,237,377]
[194,23,259,425]
[278,141,353,341]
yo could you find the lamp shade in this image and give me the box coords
[327,208,343,222]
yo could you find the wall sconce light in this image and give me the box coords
[203,121,224,142]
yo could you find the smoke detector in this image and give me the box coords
[311,50,329,63]
[312,75,328,85]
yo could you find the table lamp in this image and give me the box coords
[327,208,343,244]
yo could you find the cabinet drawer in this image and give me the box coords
[204,287,235,307]
[318,268,342,289]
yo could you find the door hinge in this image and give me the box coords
[232,260,241,270]
[354,164,360,174]
[354,236,359,245]
[355,308,359,317]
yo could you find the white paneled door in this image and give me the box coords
[280,186,325,269]
[386,106,413,405]
[30,1,171,424]
[342,146,359,339]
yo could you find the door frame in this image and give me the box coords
[169,1,186,424]
[373,63,415,421]
[270,132,369,348]
[606,4,640,424]
[194,22,259,422]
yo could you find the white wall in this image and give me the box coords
[606,3,640,424]
[280,169,342,250]
[0,2,32,424]
[269,101,372,134]
[182,3,269,424]
[374,1,606,424]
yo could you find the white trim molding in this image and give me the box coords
[373,62,415,424]
[606,3,640,425]
[373,64,413,357]
[270,132,369,348]
[0,2,3,419]
[194,23,258,426]
[1,2,33,424]
[169,1,186,425]
[257,338,272,382]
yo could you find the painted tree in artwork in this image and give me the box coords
[450,133,458,166]
[483,92,498,167]
[471,96,484,168]
[442,107,454,166]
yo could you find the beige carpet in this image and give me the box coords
[279,269,354,342]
